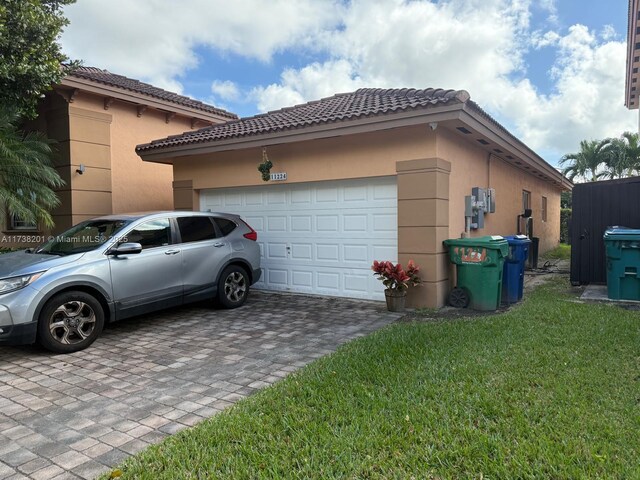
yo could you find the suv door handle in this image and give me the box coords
[164,249,181,255]
[213,242,225,248]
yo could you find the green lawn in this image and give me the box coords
[544,243,571,260]
[108,277,639,479]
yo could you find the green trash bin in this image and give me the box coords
[443,236,508,311]
[603,227,640,301]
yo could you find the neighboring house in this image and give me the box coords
[626,0,640,121]
[137,88,572,308]
[15,66,236,240]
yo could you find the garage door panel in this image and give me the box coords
[344,244,368,262]
[291,215,312,231]
[374,183,397,199]
[201,177,397,300]
[344,274,369,294]
[316,187,339,203]
[245,192,263,205]
[292,270,313,287]
[267,243,287,259]
[291,243,312,260]
[316,215,339,232]
[268,269,288,285]
[267,191,287,205]
[344,185,368,202]
[291,189,311,204]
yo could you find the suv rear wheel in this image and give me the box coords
[217,265,249,308]
[37,291,105,353]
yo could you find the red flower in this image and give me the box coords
[371,260,422,292]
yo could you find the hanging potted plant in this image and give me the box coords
[371,260,421,312]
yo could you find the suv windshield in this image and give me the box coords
[35,219,131,256]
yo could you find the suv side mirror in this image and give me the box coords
[107,242,143,256]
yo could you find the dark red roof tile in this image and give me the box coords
[136,87,469,153]
[69,66,237,119]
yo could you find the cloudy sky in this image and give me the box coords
[60,0,636,165]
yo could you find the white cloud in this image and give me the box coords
[61,0,343,92]
[61,0,637,162]
[211,80,241,102]
[251,60,364,112]
[532,30,561,49]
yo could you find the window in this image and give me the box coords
[126,219,171,249]
[36,219,130,255]
[522,190,531,212]
[9,214,37,231]
[8,189,38,230]
[542,196,548,222]
[177,216,217,243]
[214,218,237,236]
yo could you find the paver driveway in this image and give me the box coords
[0,292,400,480]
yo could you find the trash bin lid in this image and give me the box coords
[443,235,508,250]
[503,234,532,244]
[603,228,640,241]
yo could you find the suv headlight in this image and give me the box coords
[0,272,44,295]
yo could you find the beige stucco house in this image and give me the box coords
[16,66,236,237]
[136,88,571,308]
[626,0,640,125]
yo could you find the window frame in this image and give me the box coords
[176,216,219,244]
[8,213,38,231]
[124,217,173,250]
[213,217,238,237]
[541,196,548,222]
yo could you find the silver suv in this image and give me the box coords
[0,212,261,353]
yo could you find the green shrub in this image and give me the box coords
[560,208,571,243]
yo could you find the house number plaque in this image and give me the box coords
[270,172,287,181]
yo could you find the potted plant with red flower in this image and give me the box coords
[371,260,421,312]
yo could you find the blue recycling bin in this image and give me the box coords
[502,235,531,303]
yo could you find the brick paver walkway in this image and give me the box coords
[0,292,399,479]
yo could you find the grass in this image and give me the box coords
[544,243,571,260]
[107,277,639,479]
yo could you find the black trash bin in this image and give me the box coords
[527,237,539,270]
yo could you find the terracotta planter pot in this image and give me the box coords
[384,289,407,312]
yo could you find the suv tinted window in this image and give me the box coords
[126,219,171,249]
[214,217,237,236]
[178,217,217,243]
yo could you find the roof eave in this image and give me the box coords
[136,103,465,163]
[461,103,572,190]
[60,76,235,122]
[625,0,640,110]
[138,100,571,191]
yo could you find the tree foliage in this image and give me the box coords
[560,139,611,182]
[0,107,64,228]
[0,0,77,118]
[561,132,640,183]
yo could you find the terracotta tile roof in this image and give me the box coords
[68,66,238,119]
[136,87,469,153]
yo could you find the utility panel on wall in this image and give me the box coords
[466,187,496,230]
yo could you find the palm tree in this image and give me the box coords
[0,106,64,228]
[600,137,629,179]
[560,139,611,182]
[621,131,640,176]
[600,132,640,179]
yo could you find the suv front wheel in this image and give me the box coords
[217,265,249,308]
[37,291,105,353]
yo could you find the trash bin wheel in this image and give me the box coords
[449,287,470,308]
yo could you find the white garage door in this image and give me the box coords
[200,177,397,300]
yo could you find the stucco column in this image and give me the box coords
[172,180,195,210]
[397,158,451,308]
